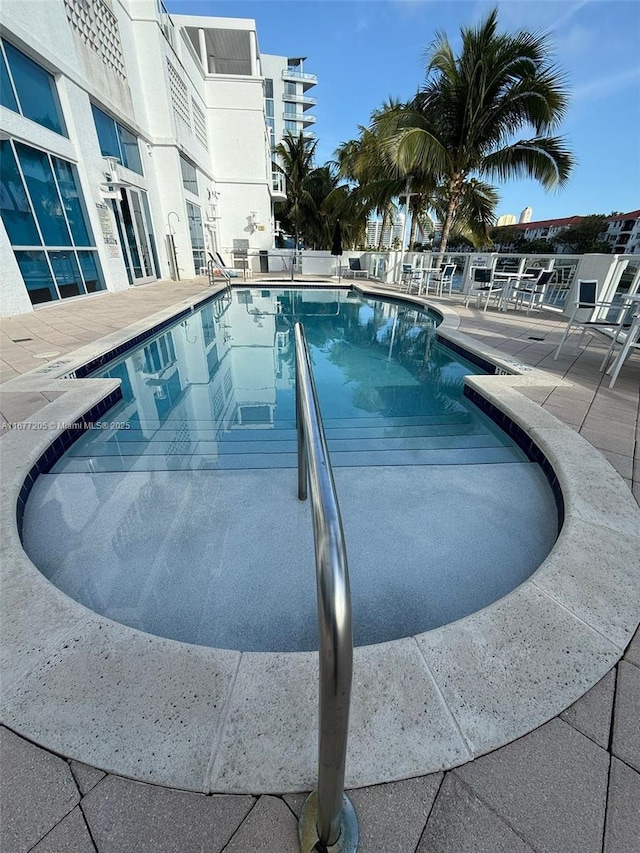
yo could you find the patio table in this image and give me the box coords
[493,271,537,312]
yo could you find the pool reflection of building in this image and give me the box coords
[76,289,445,472]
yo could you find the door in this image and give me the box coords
[112,188,159,285]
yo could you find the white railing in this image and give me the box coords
[361,251,639,315]
[282,68,317,83]
[215,249,639,316]
[282,92,317,107]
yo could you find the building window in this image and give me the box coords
[284,119,298,133]
[186,201,205,273]
[284,102,297,116]
[180,155,198,194]
[91,103,143,174]
[284,81,296,96]
[264,78,273,99]
[0,139,105,305]
[1,39,67,136]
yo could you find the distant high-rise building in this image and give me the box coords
[366,214,405,248]
[519,207,533,224]
[497,214,517,226]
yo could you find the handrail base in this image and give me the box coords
[299,791,358,853]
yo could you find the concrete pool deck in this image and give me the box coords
[1,277,639,852]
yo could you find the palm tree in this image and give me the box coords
[273,131,318,251]
[377,8,574,256]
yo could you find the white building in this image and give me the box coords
[493,210,640,255]
[0,0,284,316]
[366,214,405,248]
[519,206,533,223]
[496,214,516,226]
[260,54,317,201]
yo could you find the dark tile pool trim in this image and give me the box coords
[464,385,565,527]
[75,292,219,378]
[15,387,123,539]
[437,335,500,375]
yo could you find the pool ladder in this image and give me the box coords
[294,322,359,853]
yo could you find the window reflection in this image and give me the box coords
[0,140,40,245]
[1,39,67,135]
[91,104,143,175]
[0,140,106,304]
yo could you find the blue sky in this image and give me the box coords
[166,0,640,222]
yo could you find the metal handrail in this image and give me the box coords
[206,253,232,287]
[294,322,358,853]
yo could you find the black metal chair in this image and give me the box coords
[554,280,627,359]
[464,267,502,311]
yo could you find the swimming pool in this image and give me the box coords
[23,287,558,651]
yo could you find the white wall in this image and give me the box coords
[1,0,279,315]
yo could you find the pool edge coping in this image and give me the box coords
[1,282,639,794]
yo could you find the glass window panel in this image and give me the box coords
[110,198,132,284]
[284,102,297,116]
[129,190,153,276]
[15,142,71,246]
[284,120,298,133]
[186,201,205,272]
[91,104,120,160]
[180,155,198,194]
[117,124,143,174]
[265,99,274,118]
[0,46,18,112]
[52,157,93,246]
[77,251,106,292]
[48,250,85,298]
[3,41,66,135]
[284,81,296,95]
[140,191,159,277]
[15,250,58,303]
[0,140,41,245]
[264,78,273,98]
[119,191,142,278]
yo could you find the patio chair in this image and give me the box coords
[420,263,456,297]
[464,267,503,311]
[400,263,424,293]
[554,280,626,360]
[598,298,640,386]
[607,312,640,387]
[342,258,368,279]
[512,269,554,314]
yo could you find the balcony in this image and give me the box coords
[282,112,316,127]
[282,68,317,90]
[271,171,286,200]
[282,92,317,109]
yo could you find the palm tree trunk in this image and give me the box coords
[438,183,461,263]
[408,198,421,248]
[378,208,389,250]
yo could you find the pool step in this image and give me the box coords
[53,444,526,474]
[54,406,525,473]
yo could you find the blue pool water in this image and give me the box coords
[23,287,558,650]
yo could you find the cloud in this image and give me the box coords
[554,24,594,58]
[572,66,640,101]
[490,0,592,32]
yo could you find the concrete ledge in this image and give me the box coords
[1,284,639,793]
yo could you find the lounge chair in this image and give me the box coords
[342,258,368,279]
